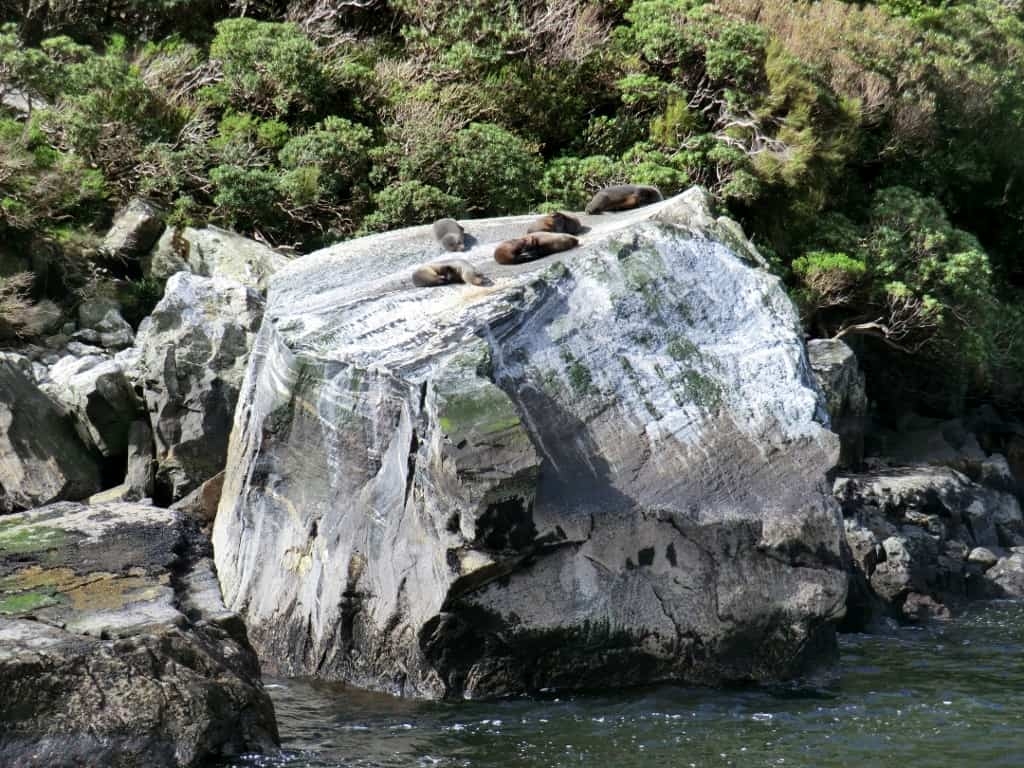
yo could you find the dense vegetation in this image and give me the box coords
[1,0,1023,417]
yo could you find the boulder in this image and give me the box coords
[0,501,278,766]
[74,299,134,351]
[984,553,1024,597]
[807,338,867,468]
[0,355,102,513]
[41,354,141,460]
[145,226,290,293]
[132,273,264,502]
[100,197,165,261]
[214,187,847,699]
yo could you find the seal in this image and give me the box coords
[527,211,583,235]
[411,258,487,287]
[584,184,663,214]
[493,232,579,265]
[432,218,465,252]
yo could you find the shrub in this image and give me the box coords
[204,19,327,117]
[359,181,464,234]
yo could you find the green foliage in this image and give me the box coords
[359,181,464,234]
[445,123,542,215]
[204,19,327,117]
[279,116,373,201]
[210,165,283,231]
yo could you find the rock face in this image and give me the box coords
[145,226,290,293]
[0,501,278,766]
[807,339,866,468]
[214,188,846,699]
[134,272,265,503]
[0,355,102,513]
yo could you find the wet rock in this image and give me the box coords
[0,501,278,766]
[0,356,102,513]
[984,553,1024,597]
[214,187,846,699]
[101,197,165,261]
[807,339,866,468]
[132,273,264,503]
[145,226,290,293]
[901,592,951,622]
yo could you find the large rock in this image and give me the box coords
[807,339,866,468]
[0,501,278,766]
[133,272,264,502]
[145,226,290,293]
[41,353,141,460]
[213,188,847,699]
[0,355,102,513]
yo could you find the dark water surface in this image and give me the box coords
[223,601,1024,768]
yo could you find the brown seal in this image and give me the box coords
[584,184,663,214]
[493,232,579,265]
[432,218,465,252]
[527,211,583,235]
[411,259,487,287]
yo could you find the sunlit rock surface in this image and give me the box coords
[214,188,846,699]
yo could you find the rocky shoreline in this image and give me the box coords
[1,188,1023,761]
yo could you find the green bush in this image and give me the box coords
[359,181,464,234]
[204,19,327,117]
[445,122,542,215]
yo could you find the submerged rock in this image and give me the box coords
[132,272,264,503]
[0,501,278,766]
[0,355,102,513]
[214,188,846,699]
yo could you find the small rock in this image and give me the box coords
[171,471,225,529]
[968,547,1000,569]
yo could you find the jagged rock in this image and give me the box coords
[0,356,102,513]
[101,198,165,261]
[807,339,867,468]
[41,354,141,460]
[145,226,290,293]
[171,471,225,528]
[124,418,156,500]
[214,188,846,699]
[132,273,264,502]
[0,501,278,766]
[834,466,1021,548]
[834,465,1024,623]
[73,300,134,351]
